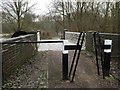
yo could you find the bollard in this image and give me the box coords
[103,39,112,77]
[62,50,68,80]
[37,31,40,41]
[37,31,40,49]
[63,29,68,39]
[62,40,69,80]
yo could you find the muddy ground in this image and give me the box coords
[2,51,119,89]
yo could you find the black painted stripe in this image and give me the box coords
[101,45,111,49]
[1,40,63,44]
[64,45,81,50]
[62,53,68,80]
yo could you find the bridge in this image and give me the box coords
[1,31,119,88]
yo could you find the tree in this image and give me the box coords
[21,12,37,31]
[114,1,120,33]
[2,0,35,31]
[48,0,119,33]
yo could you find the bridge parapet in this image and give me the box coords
[2,34,37,80]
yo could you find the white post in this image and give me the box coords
[37,31,40,50]
[37,31,40,41]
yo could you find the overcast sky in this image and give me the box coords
[29,0,53,15]
[1,0,118,15]
[29,0,118,15]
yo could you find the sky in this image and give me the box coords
[0,0,53,15]
[29,0,53,15]
[1,0,119,15]
[29,0,118,15]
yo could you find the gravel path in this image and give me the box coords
[47,51,119,88]
[3,51,119,89]
[3,52,48,88]
[2,38,119,89]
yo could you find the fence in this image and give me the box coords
[86,31,120,79]
[86,31,120,58]
[2,34,37,80]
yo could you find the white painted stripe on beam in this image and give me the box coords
[63,50,68,54]
[62,40,68,54]
[104,39,112,53]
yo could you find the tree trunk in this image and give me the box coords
[17,16,21,31]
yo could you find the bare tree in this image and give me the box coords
[115,1,120,33]
[48,0,119,33]
[2,0,35,31]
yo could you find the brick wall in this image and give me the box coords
[2,34,37,80]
